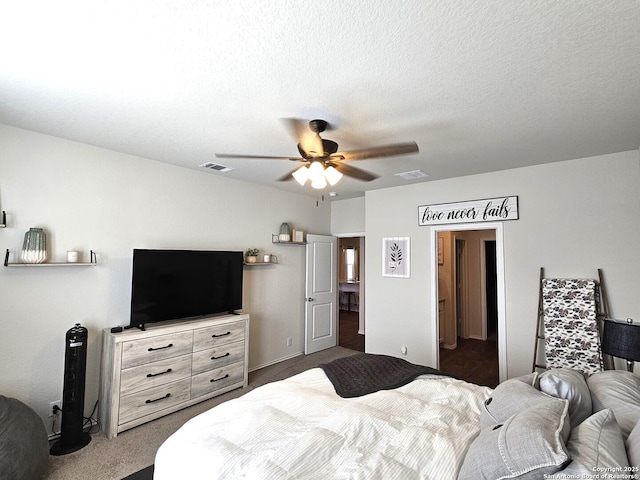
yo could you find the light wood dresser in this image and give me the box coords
[99,314,249,438]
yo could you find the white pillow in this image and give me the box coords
[539,368,592,428]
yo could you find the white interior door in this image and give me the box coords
[305,234,338,354]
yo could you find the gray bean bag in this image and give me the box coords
[0,395,49,480]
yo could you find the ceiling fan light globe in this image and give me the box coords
[311,176,327,189]
[324,166,343,186]
[292,165,310,186]
[308,161,324,176]
[309,162,328,189]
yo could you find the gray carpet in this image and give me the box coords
[44,346,357,480]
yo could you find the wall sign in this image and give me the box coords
[418,196,519,226]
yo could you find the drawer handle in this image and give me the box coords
[211,352,230,360]
[210,373,230,383]
[147,368,172,378]
[212,331,231,338]
[148,343,173,352]
[145,393,171,404]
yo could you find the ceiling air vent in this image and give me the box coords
[199,162,234,173]
[395,169,429,180]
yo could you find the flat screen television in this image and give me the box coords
[129,249,243,328]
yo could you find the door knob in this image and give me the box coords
[306,298,314,302]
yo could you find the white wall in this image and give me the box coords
[0,124,330,432]
[331,196,365,235]
[451,229,496,341]
[364,151,640,378]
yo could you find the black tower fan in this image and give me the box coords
[50,323,92,455]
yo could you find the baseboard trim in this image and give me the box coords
[249,351,304,372]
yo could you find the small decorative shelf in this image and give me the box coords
[0,211,6,228]
[4,249,98,267]
[244,260,279,266]
[272,231,306,245]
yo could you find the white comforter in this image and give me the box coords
[154,368,491,480]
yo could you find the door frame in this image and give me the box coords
[430,222,507,383]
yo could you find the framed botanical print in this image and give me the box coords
[382,237,410,278]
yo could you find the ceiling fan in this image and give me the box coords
[215,119,419,189]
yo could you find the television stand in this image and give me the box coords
[99,313,250,438]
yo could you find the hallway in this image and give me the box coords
[439,338,499,388]
[338,310,364,352]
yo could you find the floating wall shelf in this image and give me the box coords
[4,249,98,267]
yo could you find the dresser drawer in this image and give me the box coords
[119,377,191,425]
[120,354,192,395]
[193,320,245,351]
[191,361,244,398]
[192,340,245,376]
[121,331,193,369]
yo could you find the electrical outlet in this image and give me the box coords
[286,337,292,347]
[49,400,61,417]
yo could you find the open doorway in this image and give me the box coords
[432,224,505,387]
[485,239,498,341]
[338,237,365,352]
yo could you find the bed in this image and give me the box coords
[154,353,640,479]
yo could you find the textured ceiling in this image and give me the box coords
[1,1,639,199]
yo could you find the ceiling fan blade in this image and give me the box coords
[276,167,301,182]
[215,153,303,161]
[331,162,379,182]
[282,118,324,158]
[331,141,419,162]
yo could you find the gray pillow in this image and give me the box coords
[627,422,640,469]
[587,370,640,439]
[0,395,49,480]
[550,408,629,477]
[515,372,539,387]
[539,368,592,428]
[481,374,554,429]
[459,398,570,479]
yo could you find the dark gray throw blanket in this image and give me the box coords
[319,353,455,398]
